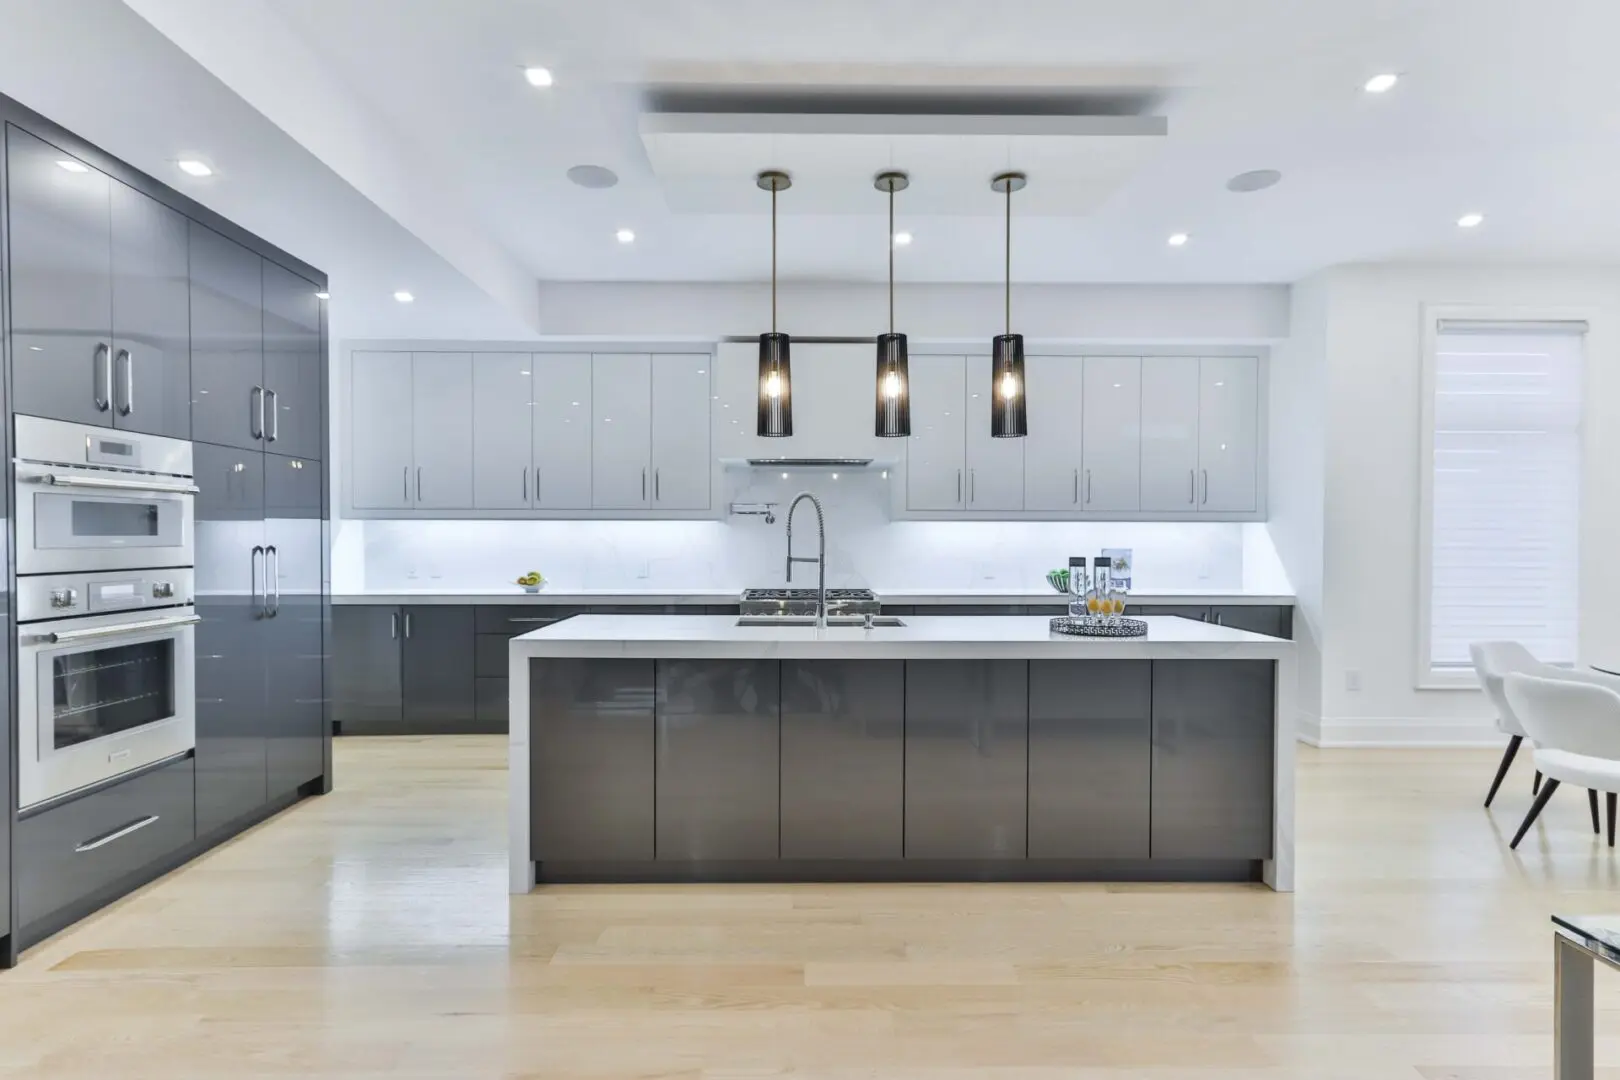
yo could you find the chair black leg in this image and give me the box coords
[1535,771,1543,795]
[1485,735,1523,807]
[1590,788,1601,833]
[1608,792,1616,849]
[1511,778,1561,849]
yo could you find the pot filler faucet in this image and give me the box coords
[784,491,827,628]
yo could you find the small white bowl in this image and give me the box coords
[518,583,545,594]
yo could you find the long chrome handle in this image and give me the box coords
[404,612,412,639]
[1189,469,1196,504]
[93,343,112,411]
[970,469,976,504]
[522,467,528,504]
[416,467,423,502]
[37,474,199,495]
[42,613,201,644]
[1073,469,1079,504]
[641,468,646,501]
[265,388,278,442]
[1200,469,1209,505]
[251,544,264,619]
[76,814,159,853]
[655,469,661,501]
[1085,469,1092,504]
[956,469,962,504]
[402,466,409,502]
[266,545,280,617]
[390,611,398,639]
[115,348,133,415]
[534,467,540,504]
[250,386,264,440]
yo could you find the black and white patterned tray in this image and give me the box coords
[1049,616,1148,638]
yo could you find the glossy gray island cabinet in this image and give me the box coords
[514,615,1293,889]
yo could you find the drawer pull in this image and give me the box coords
[75,814,160,853]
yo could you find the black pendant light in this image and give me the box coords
[757,169,792,437]
[990,171,1028,438]
[874,170,911,437]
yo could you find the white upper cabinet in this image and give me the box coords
[531,352,593,510]
[1022,355,1085,511]
[906,354,967,510]
[1139,356,1201,512]
[1080,356,1142,512]
[649,354,712,510]
[471,353,533,510]
[964,354,1025,511]
[1197,356,1259,512]
[409,352,474,509]
[590,353,653,509]
[350,351,414,510]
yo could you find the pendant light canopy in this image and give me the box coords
[757,169,793,437]
[874,170,911,437]
[990,171,1028,438]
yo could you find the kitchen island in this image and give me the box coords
[509,615,1295,893]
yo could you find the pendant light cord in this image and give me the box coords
[888,186,895,334]
[771,185,778,335]
[1004,184,1011,336]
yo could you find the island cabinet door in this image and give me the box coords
[656,659,780,861]
[780,660,904,860]
[1150,660,1275,859]
[903,660,1028,859]
[529,658,654,862]
[1028,661,1151,859]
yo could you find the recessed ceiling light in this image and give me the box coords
[1457,212,1484,228]
[177,159,213,177]
[892,231,913,246]
[1227,169,1282,193]
[393,290,414,303]
[1363,73,1399,94]
[1167,232,1190,247]
[315,291,330,300]
[55,159,89,173]
[615,228,635,244]
[524,66,553,88]
[567,164,618,189]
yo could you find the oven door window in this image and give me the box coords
[50,638,176,749]
[33,491,183,549]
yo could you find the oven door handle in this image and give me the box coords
[36,474,200,496]
[37,613,201,644]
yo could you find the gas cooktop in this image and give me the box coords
[739,588,881,617]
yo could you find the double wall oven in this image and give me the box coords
[14,416,198,809]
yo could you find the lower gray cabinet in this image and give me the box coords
[265,452,326,797]
[1151,660,1275,859]
[16,757,196,931]
[780,660,903,859]
[903,659,1028,859]
[332,605,403,734]
[1211,605,1292,639]
[1028,661,1151,858]
[530,658,654,862]
[656,659,780,861]
[400,607,475,731]
[333,605,476,733]
[474,677,509,729]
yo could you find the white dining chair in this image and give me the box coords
[1502,673,1620,849]
[1471,641,1550,806]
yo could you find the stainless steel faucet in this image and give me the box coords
[785,491,827,628]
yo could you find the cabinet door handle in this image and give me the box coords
[1073,468,1079,504]
[115,348,133,415]
[641,467,647,501]
[970,469,976,504]
[1200,469,1209,506]
[522,467,528,503]
[416,467,423,502]
[655,469,661,501]
[1085,469,1092,504]
[1214,610,1224,625]
[390,612,398,639]
[266,545,280,617]
[402,466,409,501]
[265,388,278,442]
[250,386,264,439]
[404,612,412,638]
[76,814,159,853]
[93,343,111,411]
[1189,469,1196,504]
[956,469,962,504]
[250,544,264,619]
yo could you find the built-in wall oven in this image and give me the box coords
[14,417,198,810]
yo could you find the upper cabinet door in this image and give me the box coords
[409,352,474,510]
[590,354,652,509]
[1022,355,1085,512]
[532,353,593,510]
[6,127,115,427]
[109,181,191,439]
[261,260,324,460]
[965,355,1025,511]
[1139,357,1201,512]
[1198,356,1260,512]
[349,351,414,510]
[906,354,967,510]
[471,353,534,510]
[189,223,265,451]
[650,355,712,510]
[1080,357,1142,512]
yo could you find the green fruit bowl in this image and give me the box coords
[1045,568,1070,594]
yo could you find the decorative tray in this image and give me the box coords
[1049,616,1148,638]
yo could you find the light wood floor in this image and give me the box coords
[5,738,1620,1078]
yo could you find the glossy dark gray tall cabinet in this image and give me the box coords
[1151,661,1275,859]
[192,441,268,835]
[1028,661,1151,858]
[331,606,402,733]
[189,224,264,451]
[265,455,325,797]
[109,179,190,437]
[262,262,322,460]
[780,660,903,859]
[401,607,476,732]
[530,659,655,861]
[656,659,780,861]
[903,660,1028,859]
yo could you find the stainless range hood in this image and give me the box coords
[743,457,874,469]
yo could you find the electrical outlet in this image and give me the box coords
[1345,670,1362,692]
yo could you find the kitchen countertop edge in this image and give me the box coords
[334,589,1297,607]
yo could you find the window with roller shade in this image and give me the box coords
[1425,321,1583,674]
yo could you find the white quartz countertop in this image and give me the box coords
[334,588,1295,607]
[509,614,1293,661]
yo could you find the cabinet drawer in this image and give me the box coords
[16,756,196,930]
[474,606,584,634]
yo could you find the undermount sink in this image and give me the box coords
[735,615,907,628]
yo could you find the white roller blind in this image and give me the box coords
[1428,324,1583,669]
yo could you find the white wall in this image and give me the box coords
[1312,264,1620,746]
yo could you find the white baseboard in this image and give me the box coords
[1313,715,1506,748]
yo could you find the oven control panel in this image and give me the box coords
[17,568,195,624]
